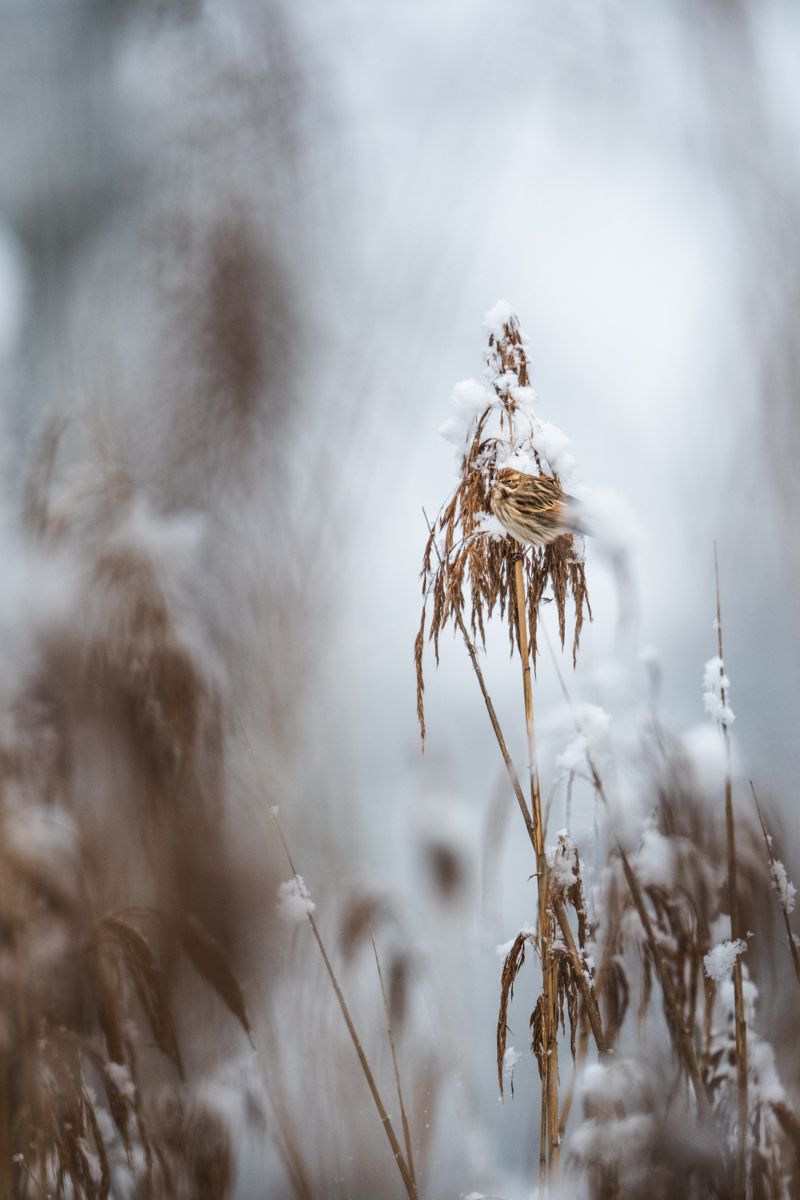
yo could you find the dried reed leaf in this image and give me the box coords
[530,995,546,1082]
[177,915,253,1045]
[100,916,185,1079]
[339,891,387,962]
[416,311,590,742]
[388,952,410,1030]
[497,931,533,1097]
[92,946,127,1067]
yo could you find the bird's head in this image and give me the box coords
[491,468,523,503]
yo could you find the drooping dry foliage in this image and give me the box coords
[415,310,590,745]
[0,445,254,1200]
[414,307,800,1199]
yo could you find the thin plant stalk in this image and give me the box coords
[422,510,536,851]
[715,544,748,1197]
[453,596,606,1053]
[422,514,607,1176]
[750,780,800,990]
[270,815,418,1200]
[423,521,606,1060]
[513,557,541,833]
[371,935,418,1196]
[512,557,559,1173]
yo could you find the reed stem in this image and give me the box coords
[270,815,418,1200]
[750,780,800,991]
[715,545,748,1198]
[513,556,559,1174]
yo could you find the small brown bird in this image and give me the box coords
[490,467,582,547]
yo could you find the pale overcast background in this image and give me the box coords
[1,1,799,1195]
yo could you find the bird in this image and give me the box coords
[489,467,583,547]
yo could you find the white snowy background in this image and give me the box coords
[1,0,800,1195]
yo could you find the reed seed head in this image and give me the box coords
[415,306,590,744]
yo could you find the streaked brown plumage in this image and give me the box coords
[490,468,578,547]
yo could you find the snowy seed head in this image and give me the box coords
[415,305,590,745]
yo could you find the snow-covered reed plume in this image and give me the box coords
[415,306,800,1199]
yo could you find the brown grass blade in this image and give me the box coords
[177,915,254,1045]
[497,931,531,1098]
[99,916,184,1080]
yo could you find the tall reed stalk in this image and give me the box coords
[416,306,591,1181]
[513,557,559,1173]
[715,545,748,1197]
[271,813,419,1200]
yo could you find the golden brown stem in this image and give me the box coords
[750,780,800,990]
[451,605,538,850]
[715,545,747,1198]
[425,522,608,1164]
[553,897,608,1057]
[513,557,558,1174]
[451,602,608,1062]
[513,557,542,842]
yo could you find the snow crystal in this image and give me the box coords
[719,971,758,1020]
[438,378,492,450]
[682,722,736,796]
[748,1035,787,1107]
[703,938,746,982]
[482,298,519,339]
[548,832,578,889]
[494,444,540,476]
[475,511,507,540]
[555,703,611,775]
[495,923,535,959]
[634,827,674,889]
[106,1062,136,1102]
[534,420,577,481]
[769,859,796,914]
[502,1046,522,1088]
[276,876,316,924]
[702,656,735,725]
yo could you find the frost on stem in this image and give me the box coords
[415,304,590,743]
[769,859,796,915]
[276,875,316,924]
[703,655,735,725]
[704,938,747,984]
